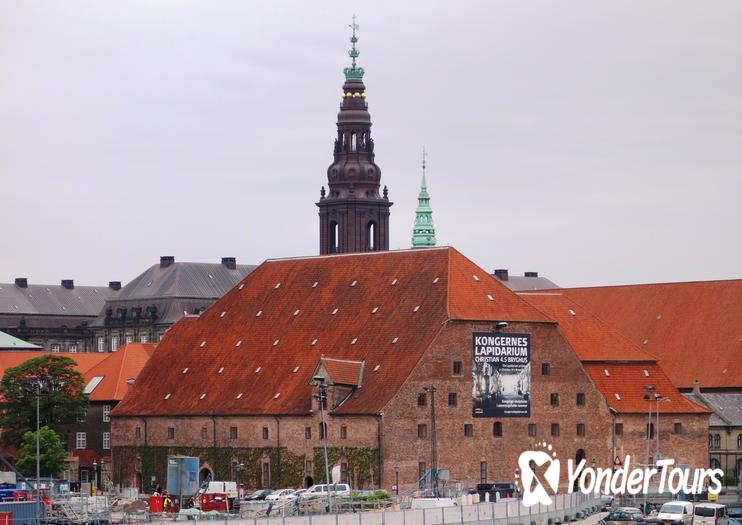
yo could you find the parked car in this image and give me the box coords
[244,489,273,501]
[657,501,694,525]
[693,503,728,525]
[726,505,742,521]
[604,510,647,525]
[303,484,351,497]
[265,489,297,501]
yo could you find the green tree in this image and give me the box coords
[15,426,68,478]
[0,354,87,447]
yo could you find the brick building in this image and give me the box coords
[111,248,708,492]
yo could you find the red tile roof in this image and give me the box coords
[83,343,156,401]
[518,293,656,362]
[519,293,707,414]
[113,247,552,417]
[0,352,108,379]
[319,357,364,386]
[583,363,708,414]
[558,280,742,389]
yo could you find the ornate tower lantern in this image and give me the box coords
[411,148,437,248]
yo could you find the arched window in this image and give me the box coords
[737,434,742,449]
[367,221,376,251]
[351,132,357,151]
[330,221,339,253]
[709,434,714,448]
[493,421,503,437]
[714,434,721,448]
[361,132,367,149]
[710,458,721,470]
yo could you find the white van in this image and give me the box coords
[303,483,351,497]
[658,501,694,525]
[694,503,727,525]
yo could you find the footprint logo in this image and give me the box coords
[517,442,560,507]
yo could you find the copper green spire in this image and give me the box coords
[344,15,365,81]
[412,147,437,248]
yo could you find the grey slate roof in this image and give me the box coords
[91,261,256,327]
[494,275,559,291]
[0,330,41,350]
[683,392,742,426]
[0,282,116,317]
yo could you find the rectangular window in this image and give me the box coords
[51,344,61,353]
[103,405,111,422]
[103,432,111,450]
[417,423,428,438]
[417,393,427,407]
[111,335,119,352]
[319,422,327,440]
[125,335,133,344]
[577,423,586,437]
[340,462,348,484]
[576,393,585,406]
[448,392,457,407]
[550,393,559,407]
[305,461,313,475]
[97,337,105,352]
[135,426,142,440]
[464,424,474,438]
[480,461,487,484]
[551,423,560,437]
[340,425,347,439]
[614,423,623,436]
[77,409,87,423]
[140,333,149,343]
[262,426,269,440]
[528,424,537,437]
[167,427,175,440]
[261,463,270,489]
[674,422,682,435]
[68,344,77,353]
[305,426,312,439]
[229,426,238,440]
[76,432,86,449]
[418,462,426,488]
[493,422,503,437]
[541,363,550,376]
[452,361,463,376]
[201,427,208,439]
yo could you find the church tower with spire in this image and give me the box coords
[317,19,392,255]
[411,148,436,248]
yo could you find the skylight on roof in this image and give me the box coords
[256,310,263,317]
[200,341,206,347]
[371,307,379,314]
[487,294,494,301]
[238,283,245,290]
[294,309,300,316]
[255,366,262,373]
[373,365,380,372]
[164,393,171,400]
[273,339,279,346]
[351,280,357,287]
[236,393,243,399]
[332,308,339,315]
[392,337,399,344]
[293,366,300,373]
[615,393,621,400]
[642,339,648,345]
[312,281,319,288]
[275,282,281,289]
[432,277,439,284]
[236,340,242,347]
[311,339,318,346]
[569,309,576,316]
[208,274,214,279]
[274,392,281,399]
[643,369,650,377]
[218,367,224,374]
[220,311,226,318]
[351,338,357,345]
[604,369,610,377]
[83,376,104,394]
[199,393,206,400]
[656,314,662,320]
[413,305,420,312]
[391,279,398,285]
[182,368,189,374]
[473,275,480,282]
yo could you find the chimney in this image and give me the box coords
[126,378,136,388]
[524,271,539,278]
[221,257,237,270]
[15,278,28,288]
[692,379,701,395]
[160,256,175,268]
[61,279,74,290]
[493,269,509,281]
[109,281,122,291]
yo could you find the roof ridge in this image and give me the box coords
[557,277,742,291]
[265,246,450,263]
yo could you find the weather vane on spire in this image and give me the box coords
[344,15,365,81]
[422,146,428,177]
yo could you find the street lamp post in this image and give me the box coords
[93,460,98,493]
[423,385,438,497]
[642,386,656,516]
[313,376,332,514]
[394,464,400,497]
[29,375,56,525]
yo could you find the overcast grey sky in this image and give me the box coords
[1,1,741,288]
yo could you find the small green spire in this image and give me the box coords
[412,147,437,248]
[344,15,365,81]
